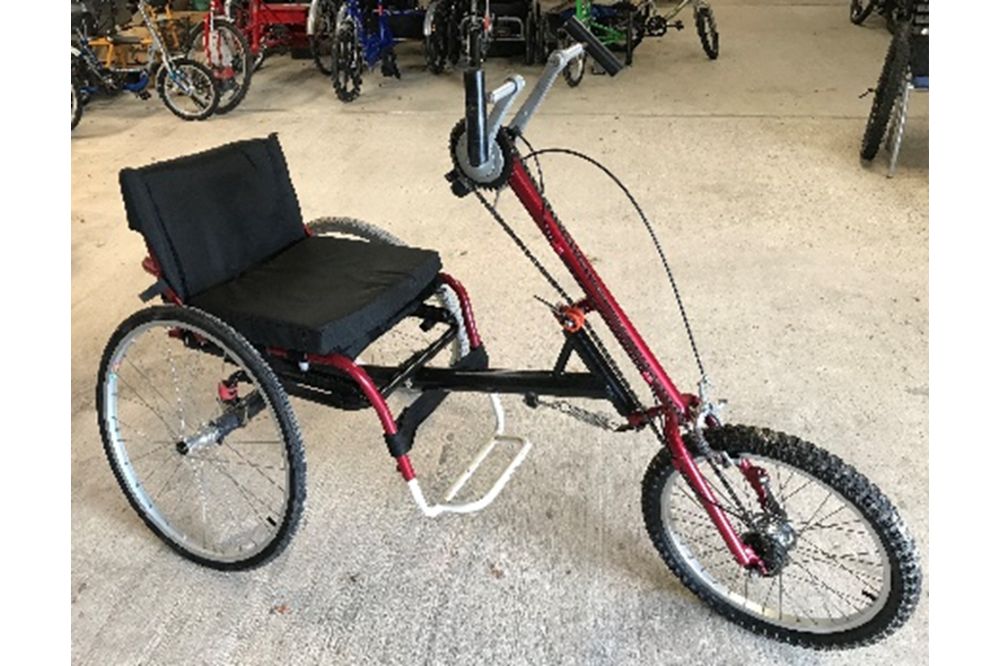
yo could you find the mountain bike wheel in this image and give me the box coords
[332,19,363,102]
[156,58,220,121]
[187,19,252,114]
[695,5,719,60]
[861,24,909,161]
[97,306,306,570]
[850,0,877,25]
[311,0,338,75]
[642,424,920,649]
[560,33,586,87]
[72,76,83,130]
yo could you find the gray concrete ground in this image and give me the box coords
[71,1,928,664]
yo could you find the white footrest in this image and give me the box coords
[407,394,532,517]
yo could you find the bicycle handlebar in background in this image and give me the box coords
[562,16,625,77]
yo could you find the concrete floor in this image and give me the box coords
[71,2,928,664]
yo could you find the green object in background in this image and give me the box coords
[192,0,211,10]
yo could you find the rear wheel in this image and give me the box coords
[311,0,338,75]
[187,19,252,114]
[332,19,363,102]
[156,57,220,120]
[97,306,306,570]
[861,24,909,161]
[695,5,719,59]
[642,424,921,649]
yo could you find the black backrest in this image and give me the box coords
[119,134,306,300]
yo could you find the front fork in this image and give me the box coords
[660,407,767,572]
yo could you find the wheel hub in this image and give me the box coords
[743,516,797,576]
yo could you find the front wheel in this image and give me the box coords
[642,424,921,649]
[156,57,220,121]
[97,306,306,569]
[187,19,252,114]
[332,19,363,102]
[694,5,719,60]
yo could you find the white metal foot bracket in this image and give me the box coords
[406,394,532,517]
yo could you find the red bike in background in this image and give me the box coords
[206,0,337,73]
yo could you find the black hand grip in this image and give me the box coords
[464,27,488,168]
[562,16,624,76]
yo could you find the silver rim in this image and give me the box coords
[661,453,891,633]
[102,318,291,563]
[162,64,216,117]
[71,83,78,124]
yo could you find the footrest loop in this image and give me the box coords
[407,394,532,517]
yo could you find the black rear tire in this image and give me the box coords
[861,23,909,161]
[695,5,719,60]
[642,424,921,649]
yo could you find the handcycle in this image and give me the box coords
[71,0,220,125]
[541,0,718,86]
[330,0,424,102]
[97,15,920,649]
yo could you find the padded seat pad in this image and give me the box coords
[189,236,442,357]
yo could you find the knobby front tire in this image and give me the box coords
[642,424,920,649]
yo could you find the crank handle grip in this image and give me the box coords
[562,16,624,76]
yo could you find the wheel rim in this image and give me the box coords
[660,452,892,633]
[102,318,292,563]
[162,64,216,117]
[72,83,79,123]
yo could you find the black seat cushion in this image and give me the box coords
[189,236,442,357]
[119,134,306,300]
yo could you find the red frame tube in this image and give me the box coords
[507,156,761,570]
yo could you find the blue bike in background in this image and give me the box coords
[331,0,425,102]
